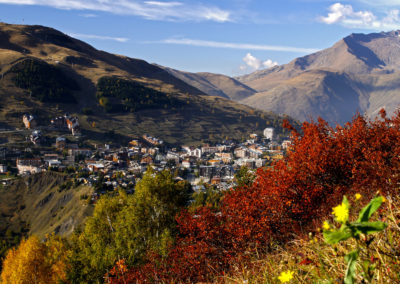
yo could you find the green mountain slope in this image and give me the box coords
[0,172,93,240]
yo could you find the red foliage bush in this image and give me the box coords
[108,112,400,283]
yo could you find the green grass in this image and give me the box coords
[220,194,400,283]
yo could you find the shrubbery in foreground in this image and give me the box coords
[108,110,400,282]
[223,194,399,283]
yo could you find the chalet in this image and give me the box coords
[113,151,128,163]
[68,148,92,157]
[248,134,259,143]
[129,161,143,173]
[129,140,141,147]
[140,155,154,165]
[65,116,80,136]
[208,159,222,166]
[155,153,166,163]
[201,145,219,154]
[269,142,281,150]
[199,165,216,178]
[16,158,43,175]
[249,147,262,159]
[0,164,7,174]
[182,160,191,168]
[166,151,180,164]
[282,140,292,150]
[30,130,42,145]
[142,134,163,145]
[235,158,256,169]
[260,158,268,167]
[43,153,60,162]
[244,159,256,169]
[148,148,159,156]
[47,160,62,168]
[87,163,105,172]
[51,116,66,129]
[234,147,249,158]
[56,137,66,149]
[215,152,233,164]
[211,176,221,185]
[23,114,36,129]
[219,165,235,179]
[183,146,202,158]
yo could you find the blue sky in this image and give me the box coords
[1,0,400,75]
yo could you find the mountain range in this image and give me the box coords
[166,30,400,125]
[0,23,294,146]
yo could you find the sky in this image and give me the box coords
[0,0,400,75]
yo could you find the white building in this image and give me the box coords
[47,160,62,168]
[182,160,191,168]
[0,164,7,173]
[16,158,42,175]
[282,140,292,150]
[263,127,274,141]
[182,146,202,158]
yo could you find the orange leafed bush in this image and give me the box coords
[108,111,400,283]
[1,235,69,284]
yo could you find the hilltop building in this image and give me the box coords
[23,114,36,129]
[66,115,80,136]
[30,130,42,145]
[263,127,274,141]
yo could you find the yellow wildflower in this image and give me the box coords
[332,202,349,223]
[382,196,386,203]
[278,270,294,283]
[355,193,362,200]
[322,221,331,230]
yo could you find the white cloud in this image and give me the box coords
[69,33,129,42]
[0,0,231,22]
[144,1,182,7]
[263,59,279,68]
[241,53,278,71]
[320,2,400,30]
[157,38,319,53]
[243,53,262,69]
[80,13,97,18]
[357,0,400,7]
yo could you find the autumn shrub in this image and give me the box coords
[1,235,70,284]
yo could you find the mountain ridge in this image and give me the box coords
[158,65,256,101]
[164,30,400,125]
